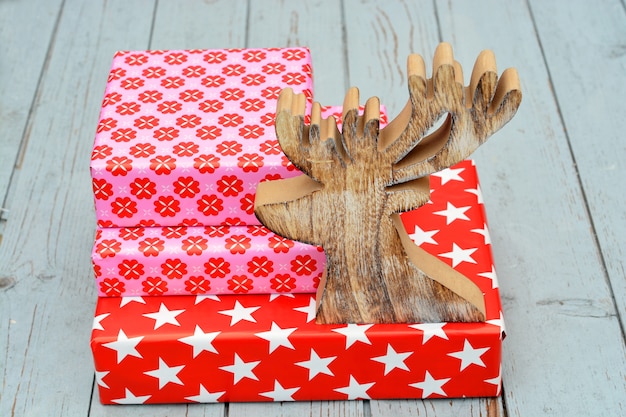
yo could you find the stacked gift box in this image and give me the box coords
[90,47,504,404]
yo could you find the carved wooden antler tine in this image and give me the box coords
[303,101,348,181]
[453,60,464,85]
[341,87,360,143]
[275,88,311,174]
[321,112,348,165]
[379,52,429,158]
[362,96,381,130]
[432,42,464,109]
[488,67,522,123]
[469,50,497,111]
[357,95,381,149]
[308,100,322,148]
[467,51,521,142]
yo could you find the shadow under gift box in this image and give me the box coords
[91,47,314,229]
[91,160,506,403]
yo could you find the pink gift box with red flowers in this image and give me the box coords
[91,160,505,404]
[93,224,324,297]
[91,47,314,228]
[91,104,388,298]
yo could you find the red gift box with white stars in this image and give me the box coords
[91,160,505,403]
[91,47,314,228]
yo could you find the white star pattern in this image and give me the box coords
[92,313,109,331]
[144,358,185,389]
[293,297,316,323]
[254,322,297,353]
[433,166,464,185]
[478,265,499,289]
[448,339,490,371]
[331,323,373,349]
[408,225,439,246]
[439,243,477,267]
[185,385,226,403]
[487,311,506,338]
[102,329,143,363]
[269,293,295,301]
[259,380,300,401]
[178,325,220,357]
[142,303,184,329]
[119,296,145,307]
[295,349,336,380]
[95,370,109,389]
[334,375,375,400]
[409,371,450,398]
[433,202,471,225]
[219,353,261,384]
[484,365,502,395]
[471,223,491,245]
[371,344,412,375]
[409,323,449,344]
[218,300,260,325]
[111,388,151,404]
[466,184,484,204]
[195,294,220,304]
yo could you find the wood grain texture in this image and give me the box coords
[247,0,347,109]
[0,0,63,210]
[230,400,364,417]
[229,2,366,416]
[371,397,504,417]
[0,1,156,416]
[150,0,248,50]
[255,45,520,324]
[343,0,441,117]
[342,1,506,414]
[529,0,626,337]
[436,0,626,415]
[1,0,624,416]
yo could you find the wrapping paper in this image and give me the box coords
[91,160,505,403]
[92,160,492,298]
[91,105,388,297]
[93,225,324,297]
[92,292,503,403]
[91,47,313,227]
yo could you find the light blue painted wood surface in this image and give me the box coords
[0,0,62,213]
[529,0,626,337]
[436,1,626,416]
[0,1,624,416]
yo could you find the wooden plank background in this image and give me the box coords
[0,1,624,416]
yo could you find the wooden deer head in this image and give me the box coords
[254,43,521,324]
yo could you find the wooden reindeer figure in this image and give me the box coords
[255,43,521,324]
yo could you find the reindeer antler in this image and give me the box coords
[384,42,521,183]
[255,43,521,324]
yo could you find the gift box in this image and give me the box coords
[91,105,388,298]
[93,224,325,297]
[91,160,505,403]
[91,47,314,228]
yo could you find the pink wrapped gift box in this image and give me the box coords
[92,105,388,297]
[91,47,313,228]
[93,225,324,297]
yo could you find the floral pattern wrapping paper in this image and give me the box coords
[91,47,314,228]
[92,104,387,297]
